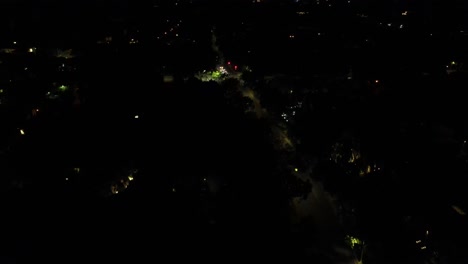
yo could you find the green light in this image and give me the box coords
[346,235,362,249]
[59,85,68,91]
[212,71,221,79]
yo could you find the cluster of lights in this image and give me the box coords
[110,170,137,195]
[218,66,228,75]
[157,19,183,41]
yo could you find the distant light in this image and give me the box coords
[227,61,231,65]
[318,32,321,36]
[452,205,466,216]
[65,178,69,181]
[59,85,68,91]
[402,11,408,16]
[13,41,16,45]
[128,175,134,181]
[172,188,176,192]
[203,178,207,181]
[294,168,298,172]
[28,48,34,53]
[451,61,456,65]
[73,168,80,173]
[134,115,139,119]
[234,65,238,70]
[426,230,429,235]
[416,240,422,244]
[400,24,404,29]
[375,80,380,83]
[20,129,25,135]
[421,246,426,250]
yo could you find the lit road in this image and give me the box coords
[211,30,354,263]
[241,88,266,118]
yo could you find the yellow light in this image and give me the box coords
[128,175,134,181]
[451,61,456,65]
[73,167,80,173]
[294,168,298,172]
[28,48,34,53]
[20,129,25,135]
[0,89,3,93]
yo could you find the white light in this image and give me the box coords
[13,41,16,45]
[65,178,69,181]
[294,168,298,172]
[134,115,139,119]
[421,246,426,250]
[416,240,421,244]
[20,129,25,135]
